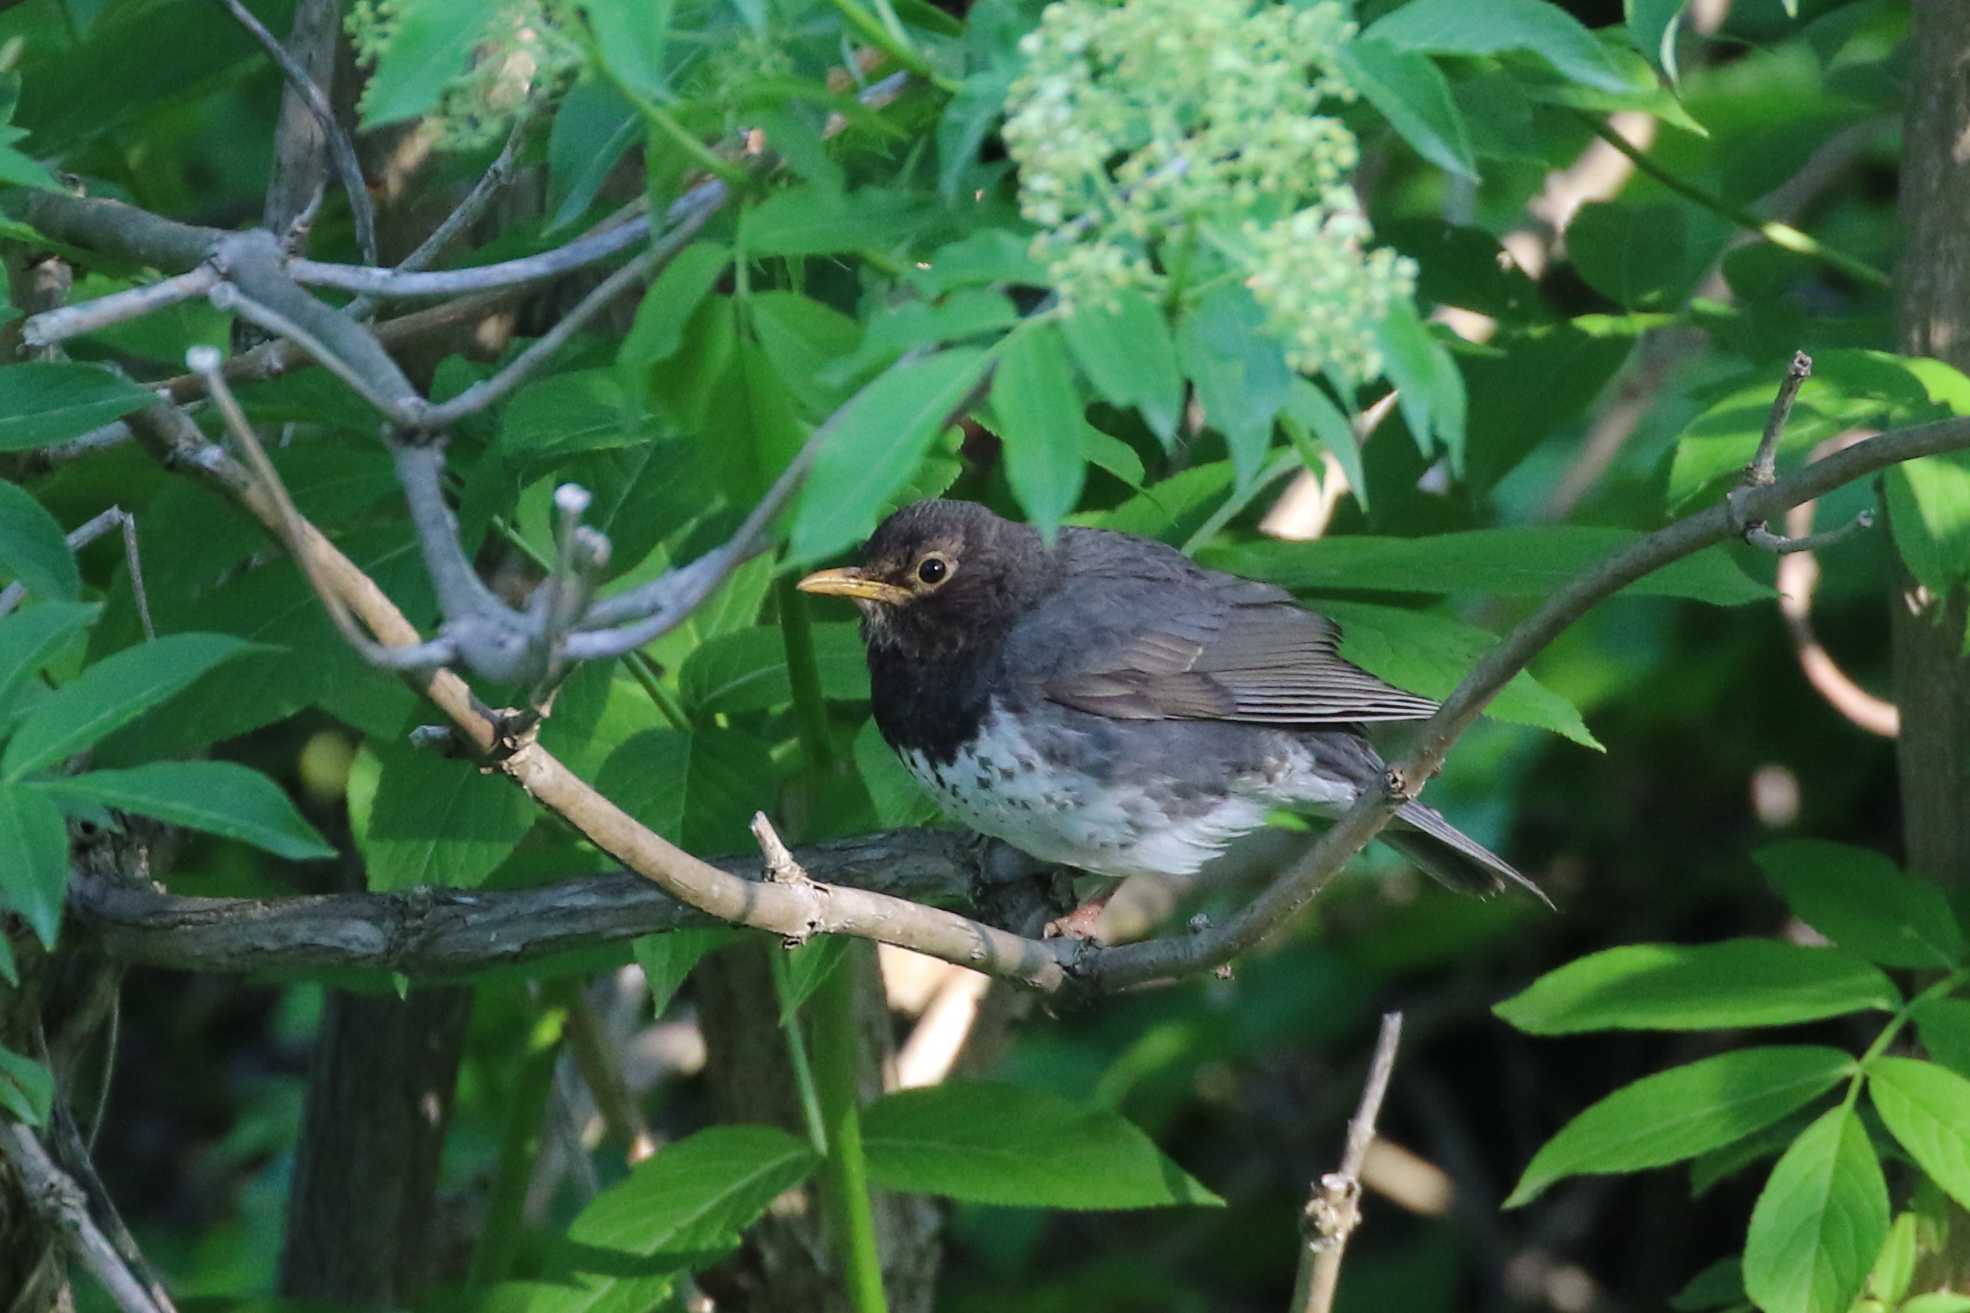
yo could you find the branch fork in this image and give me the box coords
[1726,351,1874,554]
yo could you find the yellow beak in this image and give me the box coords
[795,566,913,607]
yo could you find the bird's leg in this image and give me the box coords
[1042,883,1119,942]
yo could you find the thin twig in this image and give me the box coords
[1745,507,1873,554]
[1748,350,1815,489]
[1291,1012,1403,1313]
[22,268,221,348]
[214,0,378,265]
[119,514,155,641]
[0,1120,171,1313]
[0,507,148,627]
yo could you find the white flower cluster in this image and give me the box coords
[349,0,581,150]
[1002,0,1415,378]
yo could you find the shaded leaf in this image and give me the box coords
[0,601,97,723]
[3,633,255,780]
[1913,997,1970,1079]
[0,779,68,948]
[634,928,739,1017]
[0,1042,52,1126]
[1339,40,1476,179]
[1367,0,1631,93]
[863,1082,1223,1209]
[993,321,1086,538]
[353,739,537,890]
[0,362,155,450]
[1495,940,1900,1034]
[1061,289,1183,445]
[37,761,335,861]
[1754,840,1966,969]
[0,479,78,602]
[1506,1046,1851,1206]
[361,0,485,126]
[594,727,775,856]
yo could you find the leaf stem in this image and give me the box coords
[1842,965,1970,1108]
[811,943,889,1313]
[1574,113,1891,290]
[771,949,833,1154]
[778,577,836,773]
[467,1002,565,1287]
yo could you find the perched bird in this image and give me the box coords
[799,499,1543,936]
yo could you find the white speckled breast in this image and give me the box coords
[897,702,1355,879]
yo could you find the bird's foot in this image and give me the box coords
[1042,887,1116,943]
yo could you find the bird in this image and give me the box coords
[797,499,1544,938]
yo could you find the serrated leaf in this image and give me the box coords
[0,601,97,723]
[594,727,775,856]
[993,322,1086,538]
[0,1042,52,1126]
[1754,840,1966,969]
[1868,1057,1970,1213]
[1743,1105,1888,1313]
[678,624,867,716]
[1338,40,1477,179]
[634,928,738,1017]
[1317,600,1601,748]
[526,1125,819,1313]
[1204,528,1767,605]
[1367,0,1632,93]
[0,479,78,603]
[36,761,335,861]
[788,349,988,563]
[1506,1046,1851,1206]
[354,739,537,891]
[3,633,254,780]
[1496,940,1900,1035]
[0,780,68,949]
[1061,290,1183,446]
[0,363,155,450]
[863,1082,1223,1209]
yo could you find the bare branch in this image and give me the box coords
[0,1120,172,1313]
[0,507,149,630]
[23,267,221,348]
[69,830,997,976]
[1745,507,1874,555]
[215,0,379,265]
[1291,1012,1403,1313]
[290,208,663,299]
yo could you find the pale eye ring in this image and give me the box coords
[916,555,950,585]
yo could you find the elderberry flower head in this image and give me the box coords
[1002,0,1416,379]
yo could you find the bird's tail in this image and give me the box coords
[1383,802,1553,908]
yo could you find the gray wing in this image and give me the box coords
[1032,538,1437,725]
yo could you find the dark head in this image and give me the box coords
[796,500,1057,658]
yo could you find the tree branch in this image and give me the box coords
[0,1120,172,1313]
[1291,1012,1402,1313]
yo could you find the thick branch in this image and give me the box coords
[71,830,995,976]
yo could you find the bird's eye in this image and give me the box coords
[916,554,950,586]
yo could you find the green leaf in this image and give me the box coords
[1913,997,1970,1079]
[993,322,1086,538]
[1669,1256,1743,1313]
[0,601,97,722]
[1903,1296,1970,1313]
[360,0,486,127]
[0,1041,53,1126]
[789,348,989,563]
[1375,301,1465,466]
[0,480,78,603]
[1753,840,1966,969]
[748,291,862,417]
[1743,1105,1888,1313]
[0,362,156,450]
[1316,600,1601,748]
[1280,380,1368,509]
[678,624,868,715]
[353,739,537,890]
[634,928,737,1017]
[1367,0,1632,93]
[36,762,335,861]
[500,370,650,460]
[1495,940,1901,1034]
[1060,290,1183,445]
[1867,1057,1970,1213]
[775,936,852,1022]
[0,931,14,987]
[853,717,938,828]
[3,633,254,780]
[909,229,1048,297]
[1567,201,1696,309]
[1505,1046,1852,1206]
[618,243,731,381]
[1867,1212,1918,1308]
[594,727,775,856]
[1177,285,1292,485]
[863,1082,1224,1209]
[1080,425,1146,490]
[1338,40,1477,179]
[743,186,929,257]
[1886,453,1970,594]
[547,79,641,231]
[1203,528,1767,605]
[825,289,1017,389]
[528,1125,819,1313]
[584,0,672,104]
[1627,0,1688,82]
[938,66,1014,201]
[0,780,68,949]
